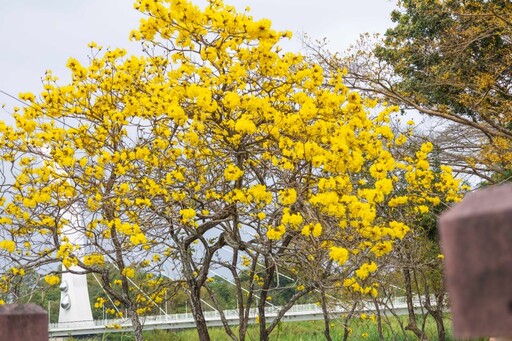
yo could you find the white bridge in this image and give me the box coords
[49,296,434,338]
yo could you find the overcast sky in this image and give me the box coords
[0,0,397,114]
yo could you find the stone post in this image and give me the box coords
[439,183,512,339]
[0,304,48,341]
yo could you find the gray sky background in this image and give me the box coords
[0,0,397,115]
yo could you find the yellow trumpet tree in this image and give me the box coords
[0,0,464,340]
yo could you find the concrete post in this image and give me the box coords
[58,208,94,324]
[0,304,48,341]
[439,183,512,339]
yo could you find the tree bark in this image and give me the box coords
[403,267,428,341]
[238,257,258,341]
[426,293,446,341]
[204,284,237,340]
[189,283,211,341]
[342,302,358,341]
[432,309,445,341]
[257,256,275,341]
[257,291,270,341]
[372,298,384,341]
[129,308,144,341]
[320,289,332,341]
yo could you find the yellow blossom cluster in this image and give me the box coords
[83,253,105,267]
[122,267,136,279]
[355,262,378,281]
[0,240,15,253]
[94,297,106,309]
[44,274,61,286]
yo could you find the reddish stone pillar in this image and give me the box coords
[0,304,48,341]
[439,183,512,339]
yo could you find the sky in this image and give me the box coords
[0,0,397,116]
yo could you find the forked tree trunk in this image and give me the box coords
[403,267,428,340]
[426,293,446,341]
[432,308,445,341]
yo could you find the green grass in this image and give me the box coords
[176,316,454,341]
[71,314,467,340]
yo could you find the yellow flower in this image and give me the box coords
[371,241,393,257]
[0,240,15,253]
[241,256,251,267]
[395,133,407,146]
[130,233,147,246]
[389,221,410,240]
[278,188,297,206]
[44,274,60,286]
[415,205,429,214]
[281,209,303,227]
[312,223,322,237]
[388,196,408,207]
[11,268,25,276]
[122,267,135,278]
[235,116,257,134]
[222,92,241,109]
[355,262,378,280]
[83,253,105,267]
[180,208,196,223]
[329,246,349,265]
[420,141,434,153]
[267,225,285,240]
[224,164,244,181]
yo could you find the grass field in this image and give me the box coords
[150,317,455,341]
[70,313,482,340]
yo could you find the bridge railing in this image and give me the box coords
[49,295,436,332]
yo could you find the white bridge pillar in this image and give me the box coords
[58,266,93,323]
[58,209,94,324]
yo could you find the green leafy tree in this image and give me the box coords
[307,0,512,181]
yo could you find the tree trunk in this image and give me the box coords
[257,254,276,341]
[432,309,445,341]
[424,292,446,341]
[239,285,255,341]
[373,298,384,341]
[320,290,332,341]
[258,298,269,341]
[403,267,428,340]
[129,310,144,341]
[342,302,358,341]
[204,284,237,340]
[189,285,211,341]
